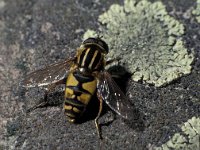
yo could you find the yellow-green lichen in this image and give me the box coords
[192,0,200,23]
[154,117,200,150]
[84,0,194,87]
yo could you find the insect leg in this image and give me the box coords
[95,92,103,139]
[27,79,66,113]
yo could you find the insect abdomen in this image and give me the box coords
[64,71,97,122]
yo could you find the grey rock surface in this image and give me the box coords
[0,0,200,150]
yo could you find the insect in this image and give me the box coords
[21,37,134,138]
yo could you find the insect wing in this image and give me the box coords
[97,72,134,120]
[21,58,74,88]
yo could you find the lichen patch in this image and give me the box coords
[84,0,194,87]
[154,117,200,150]
[192,0,200,23]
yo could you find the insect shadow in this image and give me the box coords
[106,65,145,131]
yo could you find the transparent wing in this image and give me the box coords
[21,58,75,88]
[97,72,134,120]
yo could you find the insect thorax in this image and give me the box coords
[76,45,105,72]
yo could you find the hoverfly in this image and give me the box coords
[21,37,134,138]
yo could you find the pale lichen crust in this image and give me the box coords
[192,0,200,23]
[84,0,194,87]
[154,117,200,150]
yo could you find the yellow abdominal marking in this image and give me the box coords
[78,93,91,105]
[64,105,72,110]
[66,113,75,118]
[66,73,79,86]
[65,88,74,97]
[73,107,80,113]
[82,80,97,95]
